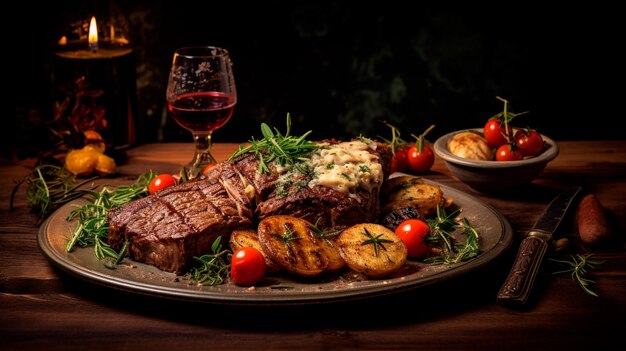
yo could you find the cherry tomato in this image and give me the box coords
[515,130,544,157]
[202,162,217,175]
[484,118,513,149]
[395,219,432,258]
[230,247,266,286]
[148,174,177,194]
[390,145,409,173]
[406,144,434,173]
[495,144,523,161]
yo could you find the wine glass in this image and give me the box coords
[166,46,237,178]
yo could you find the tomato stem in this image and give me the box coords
[410,124,435,154]
[380,120,407,155]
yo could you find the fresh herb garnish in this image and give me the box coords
[65,171,156,265]
[549,254,605,297]
[11,164,97,220]
[308,218,340,246]
[228,114,319,174]
[188,236,232,286]
[425,205,481,264]
[360,228,393,257]
[272,227,301,251]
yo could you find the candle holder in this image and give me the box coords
[51,1,137,150]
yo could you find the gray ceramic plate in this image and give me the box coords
[38,178,513,305]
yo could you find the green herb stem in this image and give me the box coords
[11,164,98,220]
[425,205,481,264]
[228,113,319,174]
[549,254,605,297]
[188,236,232,286]
[65,171,155,265]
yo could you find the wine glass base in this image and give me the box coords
[184,151,217,179]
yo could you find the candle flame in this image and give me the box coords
[88,16,98,50]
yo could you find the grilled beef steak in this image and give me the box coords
[108,161,254,273]
[108,139,392,273]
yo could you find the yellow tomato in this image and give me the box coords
[95,153,116,175]
[65,144,117,176]
[65,147,100,176]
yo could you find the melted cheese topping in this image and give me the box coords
[306,140,383,196]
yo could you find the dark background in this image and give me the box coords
[6,1,623,159]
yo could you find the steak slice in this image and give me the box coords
[108,162,254,273]
[255,140,392,230]
[108,139,392,274]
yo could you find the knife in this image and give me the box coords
[497,186,582,305]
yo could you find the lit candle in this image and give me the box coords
[51,13,137,149]
[89,16,98,51]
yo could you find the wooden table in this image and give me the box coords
[2,141,625,350]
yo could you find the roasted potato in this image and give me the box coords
[257,215,331,277]
[229,229,282,272]
[383,175,445,215]
[337,223,407,278]
[308,225,346,272]
[447,131,492,160]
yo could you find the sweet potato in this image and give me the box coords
[576,194,612,247]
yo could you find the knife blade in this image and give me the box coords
[497,186,582,305]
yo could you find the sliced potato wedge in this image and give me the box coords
[257,215,330,277]
[337,223,407,278]
[229,229,282,272]
[312,236,345,272]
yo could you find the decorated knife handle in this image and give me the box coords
[497,235,549,305]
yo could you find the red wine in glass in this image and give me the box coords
[166,46,236,178]
[168,92,235,132]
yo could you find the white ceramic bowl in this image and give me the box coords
[433,128,559,193]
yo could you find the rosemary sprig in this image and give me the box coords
[188,236,232,286]
[272,227,301,251]
[307,218,340,246]
[549,254,605,297]
[11,164,97,220]
[453,218,480,263]
[426,205,460,257]
[425,205,481,264]
[228,113,319,174]
[360,228,393,257]
[65,171,156,265]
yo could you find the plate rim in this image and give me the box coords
[38,179,513,305]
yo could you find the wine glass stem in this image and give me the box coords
[191,133,217,172]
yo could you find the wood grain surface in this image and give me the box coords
[1,141,625,351]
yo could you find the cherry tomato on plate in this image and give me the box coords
[390,145,409,173]
[515,129,544,157]
[407,144,435,173]
[148,174,177,195]
[395,219,432,258]
[202,162,217,175]
[484,118,513,149]
[495,144,523,161]
[230,247,267,286]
